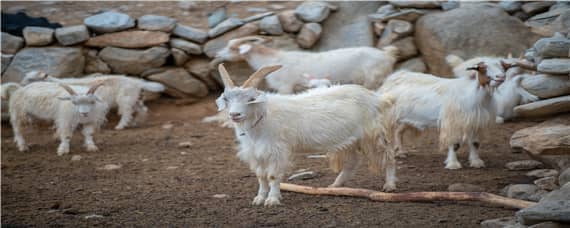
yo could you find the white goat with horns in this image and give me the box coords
[21,71,165,130]
[378,62,504,170]
[215,64,395,206]
[9,82,109,155]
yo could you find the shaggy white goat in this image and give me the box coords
[378,62,504,169]
[212,36,398,94]
[21,71,164,130]
[446,55,538,123]
[216,64,395,206]
[10,82,109,155]
[1,82,22,121]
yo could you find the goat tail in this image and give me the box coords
[445,54,465,68]
[382,45,399,59]
[140,81,165,93]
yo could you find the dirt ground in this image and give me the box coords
[2,97,564,227]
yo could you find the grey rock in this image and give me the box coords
[499,1,522,13]
[514,11,531,21]
[247,7,268,13]
[171,48,189,66]
[259,15,283,35]
[184,57,221,91]
[415,5,541,76]
[84,49,111,74]
[514,96,570,119]
[170,38,202,55]
[506,160,545,171]
[278,10,303,33]
[147,68,208,98]
[522,1,555,15]
[529,221,568,228]
[1,32,24,54]
[378,19,413,47]
[99,46,170,75]
[243,12,275,23]
[480,217,520,228]
[369,9,426,23]
[529,189,550,202]
[503,184,540,201]
[85,30,169,48]
[137,15,177,32]
[208,17,244,38]
[534,176,559,191]
[203,23,259,58]
[22,26,54,46]
[208,8,227,28]
[447,183,484,192]
[389,1,441,9]
[295,1,331,23]
[537,59,570,75]
[525,8,570,37]
[316,2,381,51]
[533,33,570,59]
[396,57,427,73]
[516,183,570,225]
[296,23,322,49]
[84,11,135,33]
[55,25,90,46]
[526,169,559,179]
[520,74,570,99]
[1,54,13,74]
[172,24,208,44]
[2,47,84,83]
[560,168,570,186]
[390,36,417,61]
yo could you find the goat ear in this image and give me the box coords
[238,44,252,55]
[215,95,227,111]
[477,72,491,86]
[242,65,283,88]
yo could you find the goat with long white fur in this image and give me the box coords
[21,71,165,130]
[212,36,398,94]
[1,82,22,121]
[446,55,539,123]
[10,82,109,155]
[215,64,395,206]
[379,62,504,169]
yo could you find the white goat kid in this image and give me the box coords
[216,64,394,206]
[379,62,504,169]
[9,82,108,155]
[446,55,538,123]
[21,71,164,130]
[213,36,398,94]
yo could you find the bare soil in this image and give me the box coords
[2,97,562,227]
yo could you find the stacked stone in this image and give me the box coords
[499,1,569,37]
[1,7,336,101]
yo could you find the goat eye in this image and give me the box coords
[248,98,255,102]
[223,97,228,102]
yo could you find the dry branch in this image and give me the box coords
[281,183,536,209]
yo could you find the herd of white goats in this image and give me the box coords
[1,36,540,206]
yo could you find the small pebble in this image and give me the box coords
[180,151,188,155]
[71,155,82,161]
[213,194,229,199]
[178,141,193,148]
[166,166,178,170]
[100,164,122,170]
[162,123,174,129]
[306,154,327,159]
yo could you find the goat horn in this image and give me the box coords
[87,83,104,95]
[218,63,235,89]
[59,84,77,96]
[242,65,282,88]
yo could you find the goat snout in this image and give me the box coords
[229,112,243,122]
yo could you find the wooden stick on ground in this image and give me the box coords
[281,183,536,209]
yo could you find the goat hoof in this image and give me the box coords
[382,183,397,192]
[252,195,266,206]
[469,159,485,168]
[17,145,29,152]
[264,197,281,206]
[445,162,462,170]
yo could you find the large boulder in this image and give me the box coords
[521,74,570,99]
[415,4,541,76]
[85,31,170,48]
[511,119,570,156]
[516,183,570,225]
[533,33,570,59]
[137,15,177,32]
[203,23,259,58]
[1,32,24,54]
[315,2,382,51]
[2,47,84,82]
[98,46,169,75]
[22,26,54,46]
[537,59,570,75]
[514,96,570,119]
[184,57,221,91]
[84,11,135,33]
[147,68,208,98]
